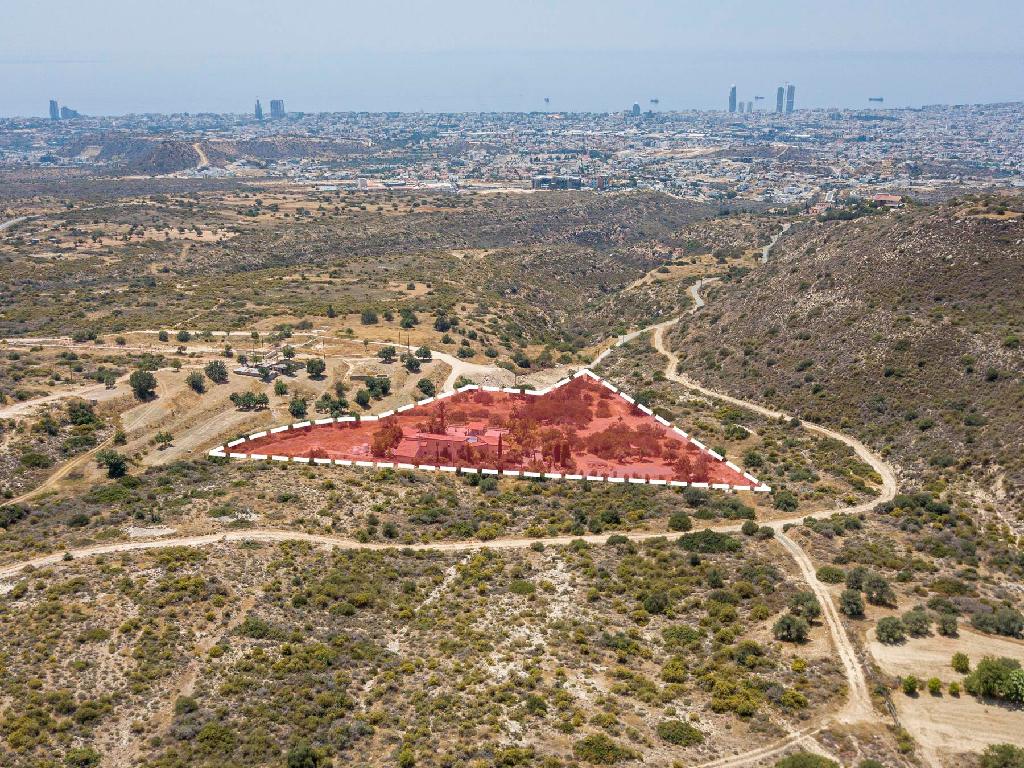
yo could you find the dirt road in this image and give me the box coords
[687,276,720,312]
[0,515,817,580]
[0,376,167,509]
[761,221,793,263]
[778,529,874,722]
[0,378,128,419]
[652,321,897,516]
[644,294,893,727]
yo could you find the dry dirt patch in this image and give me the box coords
[867,627,1024,681]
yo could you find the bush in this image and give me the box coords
[902,608,932,637]
[65,747,102,768]
[816,565,845,584]
[741,519,759,536]
[902,675,920,696]
[417,378,436,397]
[129,370,157,399]
[937,614,958,637]
[186,370,206,393]
[306,358,327,378]
[845,566,869,591]
[772,489,799,512]
[360,309,379,325]
[840,589,865,618]
[971,607,1024,639]
[572,733,638,764]
[288,396,308,419]
[876,617,906,645]
[286,741,324,768]
[656,719,704,746]
[773,613,810,643]
[964,657,1024,703]
[668,511,692,531]
[774,752,838,768]
[927,677,942,695]
[678,530,740,553]
[979,744,1024,768]
[204,360,228,383]
[864,573,896,607]
[96,450,128,478]
[229,391,269,411]
[952,652,970,674]
[789,592,821,621]
[20,451,53,469]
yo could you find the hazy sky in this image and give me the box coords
[2,0,1022,115]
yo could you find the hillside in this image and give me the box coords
[669,198,1024,515]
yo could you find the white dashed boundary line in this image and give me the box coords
[208,368,770,492]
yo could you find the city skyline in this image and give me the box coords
[2,1,1022,117]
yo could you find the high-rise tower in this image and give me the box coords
[270,99,285,118]
[49,99,60,120]
[728,85,737,113]
[254,99,264,120]
[776,86,785,113]
[785,84,796,113]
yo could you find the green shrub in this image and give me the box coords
[774,751,839,768]
[509,579,535,595]
[980,744,1024,768]
[572,733,638,764]
[773,613,810,643]
[678,530,740,553]
[656,719,704,746]
[816,565,845,584]
[964,657,1024,703]
[951,652,970,674]
[840,589,865,618]
[129,369,157,399]
[876,617,906,645]
[902,608,932,637]
[902,675,920,695]
[789,591,821,621]
[668,511,692,531]
[186,370,206,393]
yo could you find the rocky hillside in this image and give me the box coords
[669,197,1024,513]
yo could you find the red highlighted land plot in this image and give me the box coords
[211,371,768,491]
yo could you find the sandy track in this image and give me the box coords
[778,530,874,723]
[0,378,127,419]
[652,321,897,517]
[649,314,890,728]
[0,376,167,509]
[687,276,720,312]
